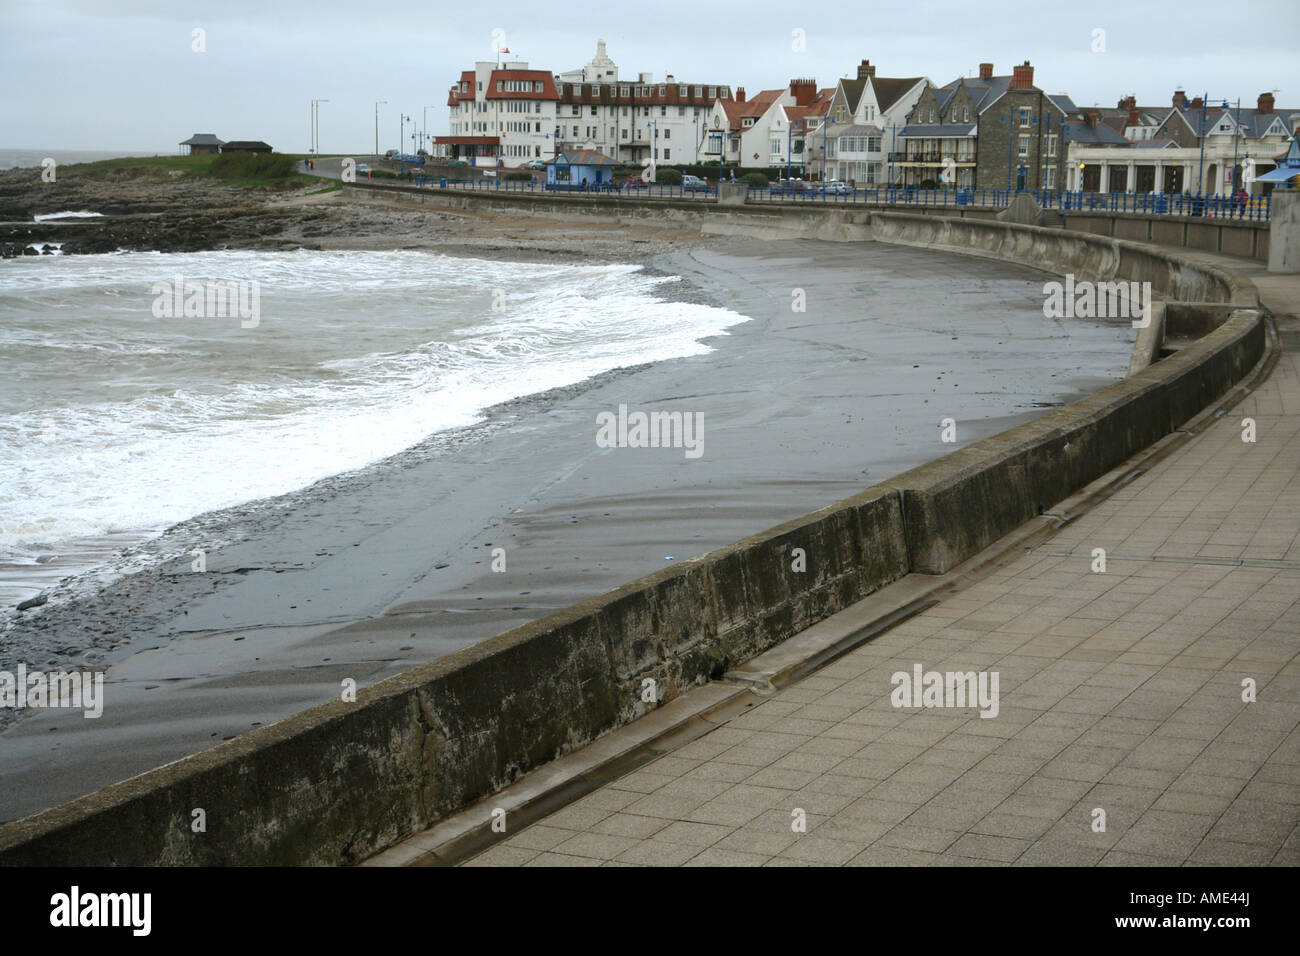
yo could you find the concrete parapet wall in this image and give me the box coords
[0,489,909,865]
[0,194,1269,866]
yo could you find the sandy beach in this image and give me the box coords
[0,183,1139,821]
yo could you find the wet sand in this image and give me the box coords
[0,236,1136,822]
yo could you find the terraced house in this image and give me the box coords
[900,61,1065,190]
[816,60,927,185]
[439,59,559,168]
[553,40,734,166]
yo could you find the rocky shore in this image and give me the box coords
[0,163,705,261]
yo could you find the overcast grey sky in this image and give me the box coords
[2,0,1297,153]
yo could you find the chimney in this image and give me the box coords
[979,63,994,80]
[1172,90,1187,109]
[1119,95,1139,127]
[790,77,816,106]
[857,59,876,80]
[1189,95,1204,110]
[1258,91,1275,114]
[736,87,745,103]
[1083,108,1099,128]
[1011,61,1034,91]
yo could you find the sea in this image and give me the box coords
[0,149,171,170]
[0,246,749,610]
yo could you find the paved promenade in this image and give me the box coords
[466,334,1300,867]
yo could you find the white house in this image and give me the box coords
[819,61,927,184]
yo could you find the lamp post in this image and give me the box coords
[311,99,328,155]
[375,101,387,158]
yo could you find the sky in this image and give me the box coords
[2,0,1298,153]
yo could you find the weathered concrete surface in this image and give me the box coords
[881,311,1264,575]
[996,193,1043,226]
[1126,302,1166,376]
[0,487,909,865]
[0,203,1268,866]
[1269,191,1300,274]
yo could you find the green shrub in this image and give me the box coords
[504,172,532,181]
[209,152,297,181]
[655,168,683,185]
[744,172,769,188]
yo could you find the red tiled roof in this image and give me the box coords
[484,70,559,100]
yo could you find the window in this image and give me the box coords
[664,129,670,139]
[929,109,935,122]
[571,105,579,116]
[1019,107,1031,127]
[573,125,578,136]
[1018,135,1029,157]
[679,85,686,96]
[535,102,541,113]
[1047,135,1057,157]
[659,85,665,95]
[621,86,629,97]
[535,122,541,132]
[591,106,598,115]
[535,81,542,92]
[663,149,670,160]
[1046,166,1056,188]
[678,107,685,116]
[868,135,881,152]
[496,80,502,91]
[964,107,970,122]
[622,129,628,139]
[622,107,628,116]
[660,106,666,116]
[535,146,541,157]
[695,86,702,97]
[743,117,754,127]
[708,86,716,97]
[772,138,782,154]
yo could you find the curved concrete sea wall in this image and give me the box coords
[0,204,1268,866]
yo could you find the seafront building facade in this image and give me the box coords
[431,44,1297,196]
[1063,91,1300,196]
[438,59,560,167]
[553,40,735,165]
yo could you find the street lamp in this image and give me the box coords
[374,101,387,158]
[311,99,328,155]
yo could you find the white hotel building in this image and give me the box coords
[551,40,735,166]
[436,41,734,169]
[438,60,559,168]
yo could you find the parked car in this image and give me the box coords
[355,164,370,174]
[771,178,814,194]
[681,174,710,190]
[821,180,852,195]
[523,159,548,170]
[447,160,468,168]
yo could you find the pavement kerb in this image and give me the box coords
[367,311,1281,868]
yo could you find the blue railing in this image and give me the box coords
[404,176,1272,221]
[746,185,1271,221]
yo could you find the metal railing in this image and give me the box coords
[401,175,1274,221]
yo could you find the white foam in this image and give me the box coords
[32,211,104,222]
[0,249,748,552]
